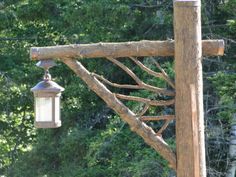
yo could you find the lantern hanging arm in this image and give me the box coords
[43,69,51,81]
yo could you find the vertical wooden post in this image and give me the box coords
[174,0,206,177]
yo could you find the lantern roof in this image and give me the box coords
[31,80,64,93]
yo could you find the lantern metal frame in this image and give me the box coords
[31,60,64,128]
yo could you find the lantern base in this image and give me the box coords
[34,121,61,128]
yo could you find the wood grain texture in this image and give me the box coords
[115,93,175,106]
[30,40,224,60]
[140,115,175,121]
[174,0,206,176]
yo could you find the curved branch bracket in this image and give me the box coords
[61,58,177,170]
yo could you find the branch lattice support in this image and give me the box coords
[62,58,177,170]
[106,57,175,96]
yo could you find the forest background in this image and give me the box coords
[0,0,235,176]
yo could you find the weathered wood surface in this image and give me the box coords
[30,40,224,60]
[174,0,206,177]
[115,94,175,106]
[140,115,175,121]
[62,58,177,170]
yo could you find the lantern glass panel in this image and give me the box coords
[54,97,60,122]
[35,97,52,122]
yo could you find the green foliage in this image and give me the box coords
[80,116,172,177]
[0,0,235,176]
[209,72,236,104]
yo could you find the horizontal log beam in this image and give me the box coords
[30,40,224,60]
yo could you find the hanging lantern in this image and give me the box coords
[31,60,64,128]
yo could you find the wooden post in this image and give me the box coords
[174,0,206,177]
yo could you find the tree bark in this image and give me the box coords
[226,113,236,177]
[174,0,206,177]
[62,58,177,170]
[30,40,224,60]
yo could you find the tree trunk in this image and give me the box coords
[227,113,236,177]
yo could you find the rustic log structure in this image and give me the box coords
[31,39,224,60]
[174,1,206,176]
[30,0,224,176]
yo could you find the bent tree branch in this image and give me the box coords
[129,57,175,89]
[62,58,177,170]
[106,57,175,96]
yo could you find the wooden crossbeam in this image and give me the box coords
[30,40,224,60]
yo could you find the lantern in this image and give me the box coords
[31,60,64,128]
